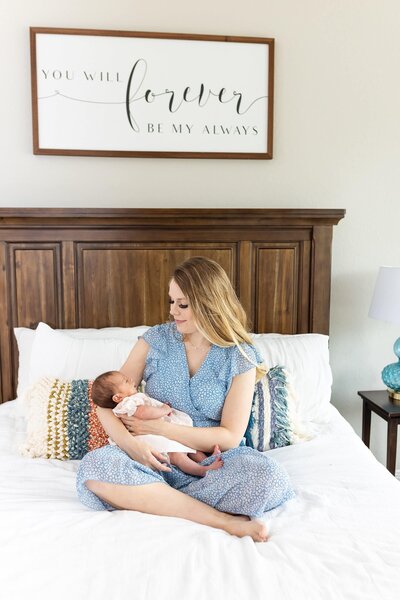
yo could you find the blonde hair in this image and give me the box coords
[172,256,266,382]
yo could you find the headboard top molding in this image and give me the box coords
[0,207,345,403]
[0,208,345,227]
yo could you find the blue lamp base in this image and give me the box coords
[381,336,400,403]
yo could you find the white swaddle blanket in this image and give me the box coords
[112,392,195,453]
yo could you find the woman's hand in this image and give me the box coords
[126,437,171,472]
[96,404,170,472]
[118,414,166,436]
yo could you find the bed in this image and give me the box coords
[1,208,400,600]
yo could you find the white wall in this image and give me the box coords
[2,1,400,469]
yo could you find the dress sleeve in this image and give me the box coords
[139,324,170,382]
[140,324,169,355]
[112,396,143,417]
[217,343,262,389]
[230,343,262,378]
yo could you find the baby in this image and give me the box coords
[91,370,223,477]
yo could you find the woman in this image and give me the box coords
[77,257,294,542]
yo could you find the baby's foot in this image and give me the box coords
[160,404,173,417]
[204,455,224,471]
[188,450,208,463]
[212,444,221,456]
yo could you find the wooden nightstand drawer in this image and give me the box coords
[358,390,400,475]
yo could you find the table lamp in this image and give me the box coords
[369,266,400,401]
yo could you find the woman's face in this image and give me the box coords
[168,279,198,335]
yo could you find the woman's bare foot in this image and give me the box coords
[225,517,268,542]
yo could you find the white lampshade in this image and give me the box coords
[369,266,400,325]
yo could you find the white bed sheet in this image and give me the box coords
[1,400,399,600]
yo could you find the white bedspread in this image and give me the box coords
[1,400,399,600]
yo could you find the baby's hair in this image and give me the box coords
[91,370,120,409]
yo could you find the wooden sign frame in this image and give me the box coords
[30,27,274,159]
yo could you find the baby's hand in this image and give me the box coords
[160,403,173,417]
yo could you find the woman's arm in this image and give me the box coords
[97,337,171,472]
[97,407,171,471]
[120,337,149,386]
[120,368,256,453]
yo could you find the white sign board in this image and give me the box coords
[31,29,274,159]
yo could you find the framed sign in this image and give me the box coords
[30,28,274,159]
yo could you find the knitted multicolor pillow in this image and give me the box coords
[244,365,310,451]
[21,377,109,459]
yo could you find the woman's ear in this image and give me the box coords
[112,393,122,404]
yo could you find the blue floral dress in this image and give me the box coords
[76,323,295,517]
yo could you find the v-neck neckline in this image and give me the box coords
[181,339,214,381]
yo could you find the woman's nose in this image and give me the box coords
[170,301,179,315]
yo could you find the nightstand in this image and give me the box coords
[358,390,400,476]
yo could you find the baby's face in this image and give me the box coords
[113,373,137,400]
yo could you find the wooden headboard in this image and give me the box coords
[0,208,345,403]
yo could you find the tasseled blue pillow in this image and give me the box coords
[244,365,302,451]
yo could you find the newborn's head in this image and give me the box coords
[91,371,137,409]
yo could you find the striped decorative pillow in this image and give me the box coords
[21,377,108,459]
[244,366,310,451]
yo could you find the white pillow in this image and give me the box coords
[14,328,36,397]
[251,333,332,423]
[61,325,150,341]
[15,324,332,424]
[14,322,149,397]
